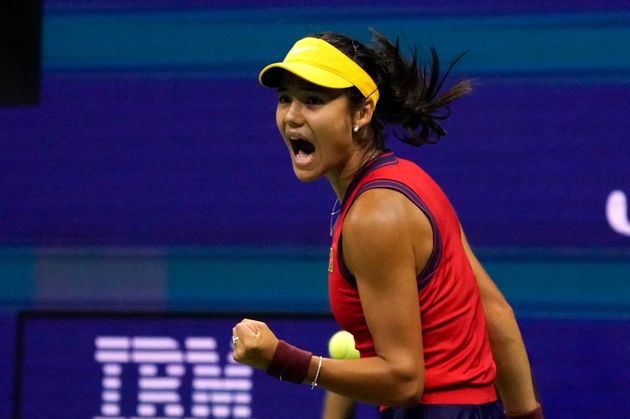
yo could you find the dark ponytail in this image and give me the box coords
[312,30,471,148]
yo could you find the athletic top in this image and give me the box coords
[328,151,497,405]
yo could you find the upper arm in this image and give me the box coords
[460,226,514,320]
[461,227,506,303]
[342,189,431,377]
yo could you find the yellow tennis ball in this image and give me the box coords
[328,330,360,360]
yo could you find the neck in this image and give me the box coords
[327,147,381,201]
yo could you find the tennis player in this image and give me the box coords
[232,31,543,419]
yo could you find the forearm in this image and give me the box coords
[484,301,538,413]
[306,355,423,407]
[321,391,356,419]
[460,227,540,415]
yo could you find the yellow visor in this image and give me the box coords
[259,37,379,107]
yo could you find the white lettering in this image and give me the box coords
[102,391,120,402]
[233,393,251,404]
[193,365,221,377]
[192,378,252,391]
[185,338,217,350]
[212,405,230,417]
[103,377,122,389]
[207,392,232,404]
[104,364,122,375]
[137,404,155,416]
[139,377,181,390]
[186,351,219,363]
[101,403,120,416]
[94,336,252,418]
[139,364,158,376]
[132,351,183,363]
[606,190,630,236]
[133,337,179,350]
[233,406,251,418]
[96,337,130,349]
[96,351,129,363]
[165,404,184,416]
[166,364,186,376]
[192,404,211,417]
[138,391,180,403]
[224,365,253,378]
[288,46,317,55]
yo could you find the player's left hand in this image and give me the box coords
[231,319,279,370]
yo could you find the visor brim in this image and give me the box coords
[259,62,354,90]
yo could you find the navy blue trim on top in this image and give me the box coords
[340,151,397,208]
[335,155,442,291]
[336,232,354,285]
[330,151,396,239]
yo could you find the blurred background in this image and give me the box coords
[1,0,629,418]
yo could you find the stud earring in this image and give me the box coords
[353,124,359,133]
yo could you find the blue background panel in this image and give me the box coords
[2,77,629,247]
[6,312,630,419]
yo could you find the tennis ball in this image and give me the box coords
[328,330,360,360]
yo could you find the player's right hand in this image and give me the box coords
[231,318,279,370]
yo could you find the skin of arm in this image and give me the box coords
[233,188,431,407]
[323,188,428,406]
[321,391,356,419]
[460,228,539,414]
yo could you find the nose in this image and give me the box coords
[284,100,305,128]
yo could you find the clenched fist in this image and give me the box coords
[231,318,280,370]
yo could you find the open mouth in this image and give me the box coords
[290,138,315,158]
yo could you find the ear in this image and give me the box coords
[352,99,375,130]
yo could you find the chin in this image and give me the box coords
[292,167,320,183]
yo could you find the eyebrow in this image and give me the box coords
[277,85,344,99]
[277,82,322,91]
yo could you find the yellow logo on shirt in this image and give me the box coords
[328,247,334,273]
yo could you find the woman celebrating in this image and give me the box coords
[232,31,542,419]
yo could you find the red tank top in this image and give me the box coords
[328,152,497,405]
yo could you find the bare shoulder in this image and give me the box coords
[344,188,413,236]
[342,188,432,277]
[343,188,432,242]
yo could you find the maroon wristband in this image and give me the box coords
[266,340,313,384]
[506,404,543,419]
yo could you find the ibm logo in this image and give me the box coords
[93,336,253,419]
[607,190,630,236]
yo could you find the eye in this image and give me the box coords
[277,94,291,104]
[305,95,325,105]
